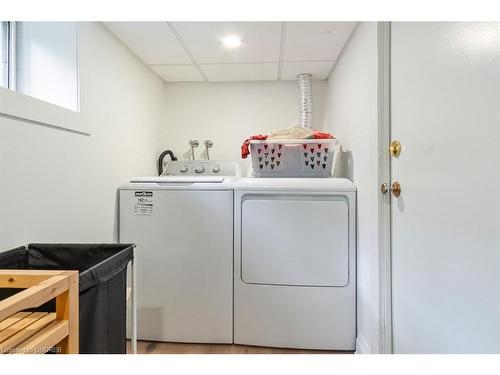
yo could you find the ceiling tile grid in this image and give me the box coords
[283,22,357,62]
[170,22,282,64]
[201,63,278,82]
[280,61,335,81]
[104,21,357,83]
[151,65,204,82]
[104,22,191,65]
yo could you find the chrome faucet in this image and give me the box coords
[204,140,213,160]
[188,139,199,160]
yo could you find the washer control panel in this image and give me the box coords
[163,160,239,177]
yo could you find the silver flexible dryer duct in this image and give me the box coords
[297,73,313,128]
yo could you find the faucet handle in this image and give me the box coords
[188,140,199,160]
[203,140,213,160]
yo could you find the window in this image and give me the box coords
[16,22,79,111]
[0,22,8,88]
[0,21,79,111]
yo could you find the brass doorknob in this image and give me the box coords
[389,140,402,157]
[391,181,401,197]
[380,183,389,194]
[380,181,402,197]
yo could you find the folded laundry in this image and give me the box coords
[268,126,314,140]
[241,128,334,159]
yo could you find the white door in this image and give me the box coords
[391,22,500,353]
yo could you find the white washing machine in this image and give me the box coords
[234,177,356,350]
[119,160,240,343]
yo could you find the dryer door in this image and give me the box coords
[241,195,349,287]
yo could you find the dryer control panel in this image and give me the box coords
[162,160,240,177]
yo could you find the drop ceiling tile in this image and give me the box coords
[104,22,191,65]
[280,61,334,80]
[283,22,357,62]
[171,22,282,63]
[151,65,204,82]
[201,63,278,82]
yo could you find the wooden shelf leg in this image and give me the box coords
[56,272,79,354]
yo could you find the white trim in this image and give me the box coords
[355,335,372,354]
[0,86,88,134]
[377,21,393,354]
[8,21,17,90]
[76,22,81,113]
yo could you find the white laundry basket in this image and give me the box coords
[249,139,336,177]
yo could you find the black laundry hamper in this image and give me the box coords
[0,243,134,354]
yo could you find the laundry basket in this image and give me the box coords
[249,139,336,177]
[0,243,134,354]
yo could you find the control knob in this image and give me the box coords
[180,166,188,173]
[195,166,205,174]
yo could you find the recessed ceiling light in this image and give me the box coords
[222,36,242,49]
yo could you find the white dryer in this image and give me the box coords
[233,178,356,350]
[119,160,240,343]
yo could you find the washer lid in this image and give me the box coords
[234,177,355,191]
[129,176,225,184]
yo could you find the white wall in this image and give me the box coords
[163,80,327,172]
[323,22,380,353]
[0,22,166,249]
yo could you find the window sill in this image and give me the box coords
[0,87,89,135]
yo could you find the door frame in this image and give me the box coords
[377,21,393,354]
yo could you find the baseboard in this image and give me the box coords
[355,336,371,354]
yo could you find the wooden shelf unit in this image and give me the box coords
[0,270,79,354]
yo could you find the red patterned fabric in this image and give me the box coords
[312,131,334,139]
[241,134,268,159]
